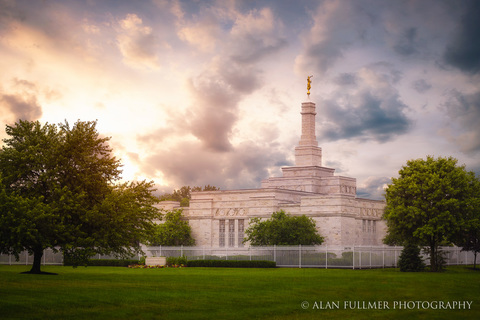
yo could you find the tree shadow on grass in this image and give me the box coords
[20,271,58,275]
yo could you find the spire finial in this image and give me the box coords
[307,75,313,98]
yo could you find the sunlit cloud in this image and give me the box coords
[116,13,163,70]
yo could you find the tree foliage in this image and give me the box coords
[0,120,161,273]
[244,210,324,246]
[160,185,219,207]
[148,209,195,246]
[383,156,478,272]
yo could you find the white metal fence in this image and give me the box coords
[0,248,64,266]
[143,245,476,269]
[1,246,476,269]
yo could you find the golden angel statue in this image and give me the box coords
[307,75,313,97]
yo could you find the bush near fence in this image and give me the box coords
[64,258,140,267]
[187,260,276,268]
[166,256,187,266]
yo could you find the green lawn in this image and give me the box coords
[0,265,478,319]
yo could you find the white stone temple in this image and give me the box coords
[159,99,387,247]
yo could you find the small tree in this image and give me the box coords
[455,181,480,269]
[398,243,425,272]
[244,210,324,246]
[149,209,195,246]
[458,225,480,269]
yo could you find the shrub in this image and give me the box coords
[399,243,425,272]
[166,256,187,267]
[328,252,354,266]
[186,260,276,268]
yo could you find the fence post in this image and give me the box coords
[382,246,385,268]
[325,245,328,269]
[299,245,302,268]
[352,246,355,270]
[370,247,372,269]
[43,249,46,266]
[359,247,362,269]
[394,246,397,267]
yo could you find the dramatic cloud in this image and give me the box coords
[295,0,362,76]
[133,3,289,187]
[0,79,43,122]
[116,13,162,69]
[0,93,42,122]
[357,176,391,201]
[443,0,480,74]
[442,90,480,154]
[334,73,357,86]
[178,5,285,152]
[228,7,287,64]
[392,27,419,57]
[412,79,432,94]
[177,17,220,52]
[138,139,288,190]
[318,64,412,142]
[186,58,262,152]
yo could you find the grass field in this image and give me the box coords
[0,265,479,319]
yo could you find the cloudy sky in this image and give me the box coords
[0,0,479,200]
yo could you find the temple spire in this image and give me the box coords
[298,102,318,147]
[294,100,322,166]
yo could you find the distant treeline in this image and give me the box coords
[160,185,219,206]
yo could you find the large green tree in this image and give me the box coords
[383,156,477,272]
[244,210,324,246]
[0,120,161,273]
[148,209,195,246]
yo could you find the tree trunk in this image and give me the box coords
[29,247,44,274]
[430,244,437,272]
[474,251,477,270]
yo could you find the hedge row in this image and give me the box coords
[186,259,276,268]
[63,258,275,268]
[64,259,140,267]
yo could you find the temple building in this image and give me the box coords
[159,98,387,247]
